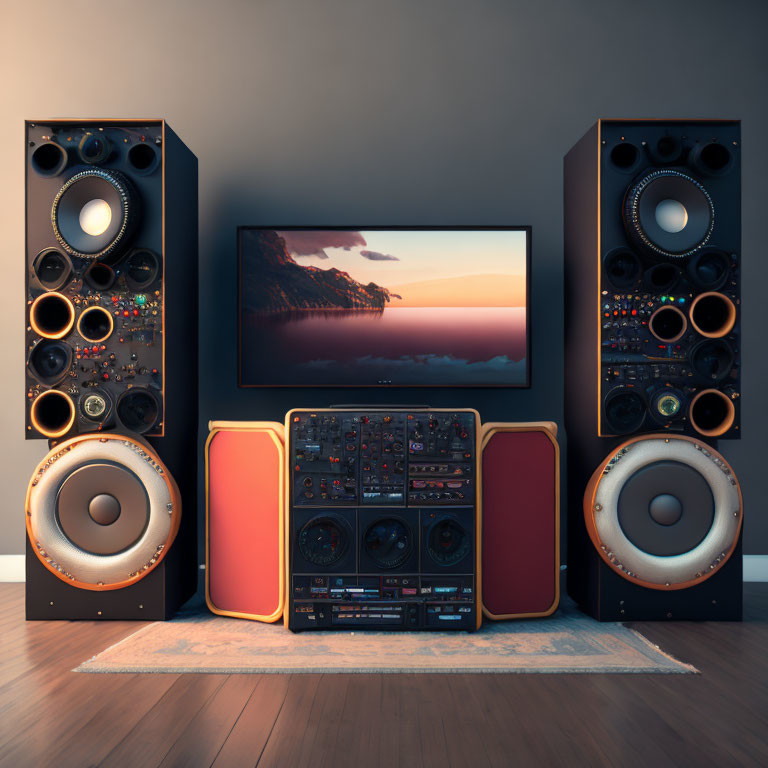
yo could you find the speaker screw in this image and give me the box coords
[666,612,673,619]
[619,610,625,615]
[712,600,717,605]
[619,600,624,606]
[139,604,143,609]
[49,601,54,606]
[594,504,602,512]
[97,611,102,616]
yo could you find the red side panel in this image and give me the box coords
[208,429,282,620]
[482,430,558,617]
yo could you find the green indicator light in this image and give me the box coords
[135,294,147,306]
[678,297,685,304]
[661,296,667,302]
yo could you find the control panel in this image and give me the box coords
[287,409,480,632]
[599,279,740,438]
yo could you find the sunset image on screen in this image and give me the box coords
[239,228,528,386]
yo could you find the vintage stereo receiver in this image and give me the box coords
[285,408,481,632]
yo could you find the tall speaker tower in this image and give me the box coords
[24,119,198,620]
[564,119,743,620]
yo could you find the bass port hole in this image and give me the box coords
[116,388,160,434]
[30,390,76,438]
[29,292,75,340]
[690,292,736,338]
[689,389,735,437]
[649,305,687,343]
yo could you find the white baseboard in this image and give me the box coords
[0,555,25,582]
[1,554,767,583]
[743,555,768,582]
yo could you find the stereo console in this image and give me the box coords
[286,408,481,632]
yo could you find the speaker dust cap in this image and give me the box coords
[26,433,181,590]
[583,435,742,591]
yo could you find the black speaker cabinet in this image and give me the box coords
[25,537,190,621]
[24,120,197,620]
[565,120,743,622]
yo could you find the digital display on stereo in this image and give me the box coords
[286,409,480,632]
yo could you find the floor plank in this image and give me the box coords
[0,583,766,768]
[210,676,290,768]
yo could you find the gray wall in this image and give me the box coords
[1,0,765,555]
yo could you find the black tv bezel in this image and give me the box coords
[237,225,532,389]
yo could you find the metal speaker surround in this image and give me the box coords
[584,435,741,591]
[26,433,181,590]
[51,168,137,259]
[623,169,714,258]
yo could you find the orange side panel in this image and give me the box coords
[207,426,284,621]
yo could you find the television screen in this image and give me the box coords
[238,227,530,387]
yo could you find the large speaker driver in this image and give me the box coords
[623,169,714,258]
[583,435,741,590]
[51,168,137,259]
[26,433,181,590]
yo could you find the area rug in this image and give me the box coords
[75,600,696,674]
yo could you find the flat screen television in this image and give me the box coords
[238,226,530,387]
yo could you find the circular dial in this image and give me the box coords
[298,515,349,567]
[364,517,412,569]
[427,517,470,567]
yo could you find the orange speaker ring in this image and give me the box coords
[648,305,688,343]
[29,292,75,340]
[30,390,76,438]
[76,305,114,343]
[25,433,182,591]
[688,389,736,437]
[583,433,742,591]
[690,292,737,338]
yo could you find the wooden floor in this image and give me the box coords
[0,583,766,768]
